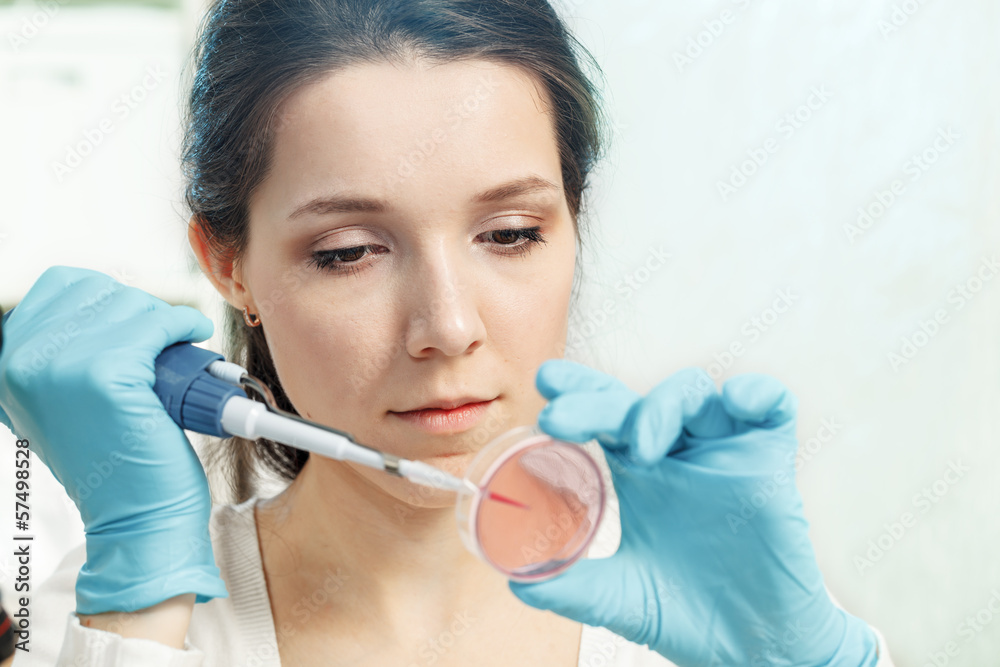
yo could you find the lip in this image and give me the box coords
[389,398,496,434]
[401,395,495,411]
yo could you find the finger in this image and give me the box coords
[537,387,640,449]
[536,359,632,400]
[624,367,734,465]
[98,283,171,323]
[125,305,216,361]
[720,373,797,428]
[535,359,641,448]
[0,272,106,344]
[19,266,107,312]
[10,272,141,346]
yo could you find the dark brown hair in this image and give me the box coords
[181,0,611,504]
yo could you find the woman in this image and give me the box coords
[0,0,893,664]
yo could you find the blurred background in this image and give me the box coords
[0,0,997,663]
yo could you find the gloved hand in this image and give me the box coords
[0,266,228,615]
[509,360,879,666]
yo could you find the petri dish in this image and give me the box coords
[455,424,605,582]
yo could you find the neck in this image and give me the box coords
[255,455,512,634]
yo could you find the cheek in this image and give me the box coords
[503,280,571,354]
[249,264,394,431]
[271,308,396,419]
[504,233,575,354]
[489,237,575,403]
[242,226,401,425]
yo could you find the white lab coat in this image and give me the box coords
[14,444,895,666]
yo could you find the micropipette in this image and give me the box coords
[153,341,527,506]
[2,306,604,578]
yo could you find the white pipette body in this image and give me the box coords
[220,395,475,494]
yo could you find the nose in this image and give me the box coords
[403,245,487,359]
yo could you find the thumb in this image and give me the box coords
[508,557,626,631]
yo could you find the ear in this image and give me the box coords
[187,215,256,312]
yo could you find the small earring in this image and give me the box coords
[242,305,261,328]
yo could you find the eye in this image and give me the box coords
[309,225,548,277]
[308,244,385,277]
[480,226,547,257]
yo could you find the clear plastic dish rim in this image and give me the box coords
[455,423,607,583]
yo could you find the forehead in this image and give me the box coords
[258,59,561,214]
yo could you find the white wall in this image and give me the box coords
[556,1,1000,664]
[1,1,998,664]
[0,0,226,621]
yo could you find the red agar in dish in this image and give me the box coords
[485,491,530,509]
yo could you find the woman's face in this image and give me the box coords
[236,59,577,507]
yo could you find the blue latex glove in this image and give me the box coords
[509,360,879,666]
[0,266,228,615]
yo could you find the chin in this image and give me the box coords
[421,449,476,475]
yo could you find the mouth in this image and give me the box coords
[389,398,497,434]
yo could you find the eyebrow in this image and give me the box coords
[287,175,561,220]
